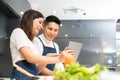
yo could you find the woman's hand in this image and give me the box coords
[46,53,60,57]
[64,47,75,55]
[59,48,75,63]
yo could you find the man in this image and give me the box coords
[33,15,64,75]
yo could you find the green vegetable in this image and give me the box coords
[54,62,108,80]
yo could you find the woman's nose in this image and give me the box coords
[40,24,43,28]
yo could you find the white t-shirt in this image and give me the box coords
[33,34,64,69]
[10,28,39,63]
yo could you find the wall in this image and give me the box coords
[0,11,13,78]
[0,0,31,77]
[54,19,116,69]
[3,0,31,17]
[0,12,8,53]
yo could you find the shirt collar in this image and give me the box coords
[41,34,52,44]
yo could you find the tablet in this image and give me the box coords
[68,41,83,61]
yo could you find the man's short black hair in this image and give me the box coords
[44,15,61,26]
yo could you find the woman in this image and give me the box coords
[10,9,74,80]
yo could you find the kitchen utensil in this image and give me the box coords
[13,64,39,80]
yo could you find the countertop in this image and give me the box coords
[1,71,120,80]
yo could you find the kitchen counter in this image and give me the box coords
[1,71,120,80]
[0,76,54,80]
[0,78,10,80]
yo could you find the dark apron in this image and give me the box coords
[11,60,38,80]
[37,37,56,71]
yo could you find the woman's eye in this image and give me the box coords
[39,22,42,24]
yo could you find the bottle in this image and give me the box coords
[64,54,74,67]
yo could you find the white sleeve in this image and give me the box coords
[55,63,64,69]
[11,28,30,50]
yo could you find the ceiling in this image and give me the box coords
[28,0,120,20]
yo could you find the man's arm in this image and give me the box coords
[40,67,54,76]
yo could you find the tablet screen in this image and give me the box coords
[68,41,83,61]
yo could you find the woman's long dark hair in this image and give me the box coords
[18,9,44,41]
